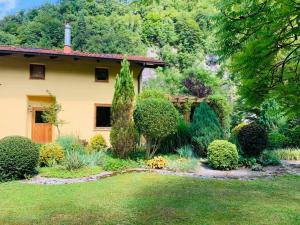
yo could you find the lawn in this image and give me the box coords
[0,173,299,225]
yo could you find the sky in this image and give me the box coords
[0,0,59,18]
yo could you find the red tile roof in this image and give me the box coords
[0,45,165,67]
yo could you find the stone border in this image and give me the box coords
[21,163,299,185]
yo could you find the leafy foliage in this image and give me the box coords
[56,135,85,154]
[208,94,232,137]
[42,92,65,137]
[0,136,39,181]
[134,98,179,158]
[208,140,239,170]
[176,145,194,158]
[183,75,212,98]
[102,157,139,171]
[258,152,281,166]
[158,118,192,154]
[258,99,286,131]
[138,89,167,101]
[264,148,300,161]
[283,119,300,147]
[146,156,167,169]
[88,134,107,153]
[267,132,288,150]
[238,156,257,168]
[216,0,300,113]
[191,102,224,156]
[39,143,64,167]
[110,59,136,158]
[237,123,268,157]
[63,150,85,171]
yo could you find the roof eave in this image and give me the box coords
[0,49,165,68]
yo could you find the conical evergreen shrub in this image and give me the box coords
[192,102,224,156]
[110,58,136,158]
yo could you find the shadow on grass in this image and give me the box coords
[0,173,299,225]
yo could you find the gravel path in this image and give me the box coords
[21,161,300,185]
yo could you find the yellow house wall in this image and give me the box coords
[0,54,141,144]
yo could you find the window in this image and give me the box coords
[35,111,47,124]
[30,64,45,80]
[95,68,109,82]
[95,105,111,128]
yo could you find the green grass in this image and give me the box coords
[0,173,299,225]
[38,166,102,178]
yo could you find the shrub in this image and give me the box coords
[56,135,85,153]
[237,123,268,157]
[264,148,300,160]
[208,94,232,137]
[232,122,248,137]
[129,146,147,160]
[230,122,248,151]
[0,136,39,181]
[258,151,281,166]
[39,143,64,167]
[138,89,167,101]
[147,156,167,169]
[284,121,300,147]
[183,75,212,98]
[166,158,198,172]
[159,118,192,154]
[258,99,286,131]
[192,102,224,156]
[267,132,288,149]
[81,151,105,167]
[134,98,179,158]
[88,134,107,152]
[207,140,239,170]
[110,58,136,158]
[238,156,257,168]
[63,151,85,171]
[102,157,139,171]
[176,145,194,158]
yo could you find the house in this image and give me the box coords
[0,24,164,144]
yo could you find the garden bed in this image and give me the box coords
[23,161,300,185]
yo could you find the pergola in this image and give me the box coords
[167,95,206,122]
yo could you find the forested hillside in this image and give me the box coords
[0,0,299,135]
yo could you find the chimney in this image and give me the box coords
[64,23,72,53]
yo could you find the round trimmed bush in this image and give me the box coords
[88,134,107,152]
[208,140,238,170]
[0,136,39,180]
[39,143,64,166]
[134,98,179,158]
[237,123,267,157]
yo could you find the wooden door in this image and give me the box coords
[31,108,52,144]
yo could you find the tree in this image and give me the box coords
[192,102,223,156]
[183,75,212,98]
[73,12,87,51]
[134,98,179,158]
[216,0,300,114]
[42,92,65,138]
[110,58,136,158]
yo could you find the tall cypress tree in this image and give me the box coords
[192,102,224,156]
[110,58,136,158]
